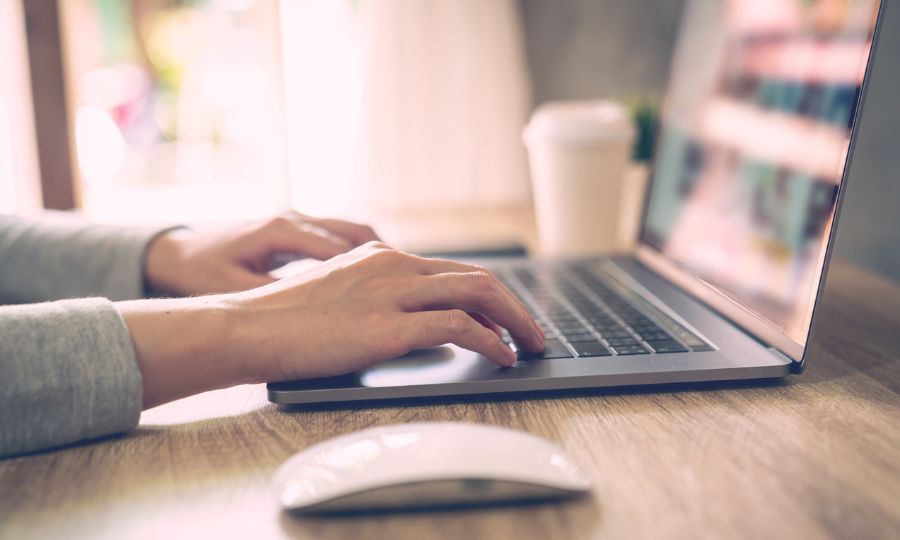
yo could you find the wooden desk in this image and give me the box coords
[1,262,898,539]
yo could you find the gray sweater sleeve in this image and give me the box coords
[0,214,178,457]
[0,213,175,304]
[0,298,143,457]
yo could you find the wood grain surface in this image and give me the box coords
[1,261,898,540]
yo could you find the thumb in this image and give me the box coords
[223,265,278,292]
[261,221,353,261]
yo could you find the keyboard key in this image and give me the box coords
[630,322,661,332]
[604,336,641,347]
[507,265,714,357]
[555,322,586,331]
[611,345,650,355]
[677,332,712,350]
[638,330,672,341]
[595,323,624,333]
[517,339,573,361]
[570,341,613,357]
[562,330,595,341]
[599,330,631,339]
[645,339,689,354]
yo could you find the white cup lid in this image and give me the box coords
[524,100,635,146]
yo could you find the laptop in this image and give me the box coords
[269,0,885,405]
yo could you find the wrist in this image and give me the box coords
[144,228,192,296]
[118,295,257,408]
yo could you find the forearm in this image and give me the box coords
[117,296,259,409]
[0,213,177,303]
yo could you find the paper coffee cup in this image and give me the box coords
[523,100,635,256]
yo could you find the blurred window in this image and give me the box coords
[63,0,530,225]
[62,0,287,224]
[280,0,531,220]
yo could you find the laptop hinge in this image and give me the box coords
[768,347,803,374]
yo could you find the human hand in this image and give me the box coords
[144,212,379,296]
[120,242,544,408]
[227,241,546,381]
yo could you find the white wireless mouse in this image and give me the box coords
[274,422,592,514]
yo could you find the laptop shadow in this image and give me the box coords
[276,376,791,414]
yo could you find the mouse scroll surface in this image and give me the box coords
[274,422,592,514]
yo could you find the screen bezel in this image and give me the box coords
[634,0,886,364]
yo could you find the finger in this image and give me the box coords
[313,219,381,245]
[422,259,543,339]
[286,212,381,246]
[405,310,517,367]
[223,266,277,292]
[409,256,485,276]
[404,258,543,339]
[470,312,502,337]
[400,272,543,353]
[412,258,534,319]
[259,219,353,260]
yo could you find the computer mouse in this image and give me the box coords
[274,421,592,514]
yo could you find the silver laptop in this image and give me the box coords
[269,0,885,405]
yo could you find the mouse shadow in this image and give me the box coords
[277,491,602,538]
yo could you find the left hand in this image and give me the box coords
[144,212,380,296]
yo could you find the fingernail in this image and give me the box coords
[504,346,517,366]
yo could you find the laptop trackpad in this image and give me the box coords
[359,346,489,387]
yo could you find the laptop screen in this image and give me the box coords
[641,0,880,348]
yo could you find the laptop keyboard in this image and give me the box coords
[496,264,714,361]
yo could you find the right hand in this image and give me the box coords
[227,241,545,382]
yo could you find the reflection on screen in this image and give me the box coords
[643,0,879,345]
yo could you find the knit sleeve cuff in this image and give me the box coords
[0,298,143,456]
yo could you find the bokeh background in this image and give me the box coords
[0,0,895,280]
